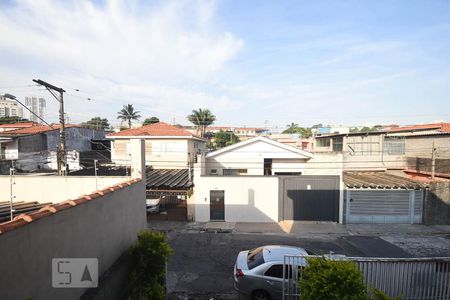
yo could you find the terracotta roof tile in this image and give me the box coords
[387,123,450,133]
[0,124,82,136]
[0,178,142,235]
[108,122,204,139]
[0,122,36,128]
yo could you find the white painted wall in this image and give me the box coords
[205,139,310,175]
[194,169,280,222]
[111,138,205,168]
[0,176,129,203]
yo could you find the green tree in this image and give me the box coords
[285,122,299,134]
[0,116,29,124]
[187,108,216,137]
[282,123,312,137]
[213,130,240,149]
[82,117,110,130]
[143,117,160,126]
[127,230,173,300]
[117,104,141,128]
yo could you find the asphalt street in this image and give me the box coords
[164,230,447,300]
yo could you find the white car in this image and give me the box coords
[146,198,161,213]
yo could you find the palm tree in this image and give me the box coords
[117,104,141,128]
[285,122,298,134]
[187,108,216,137]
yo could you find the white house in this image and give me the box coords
[107,122,206,169]
[191,136,345,224]
[204,136,314,176]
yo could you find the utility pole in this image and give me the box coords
[9,167,15,221]
[33,79,66,176]
[431,142,437,180]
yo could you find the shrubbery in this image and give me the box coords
[299,257,400,300]
[127,230,173,300]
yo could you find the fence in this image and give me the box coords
[283,255,450,300]
[146,190,186,209]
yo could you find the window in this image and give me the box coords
[264,158,272,175]
[222,169,247,176]
[332,137,343,152]
[247,247,265,269]
[209,169,218,175]
[316,138,331,147]
[264,265,283,278]
[383,136,405,155]
[347,135,381,155]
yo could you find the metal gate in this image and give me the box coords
[345,189,423,224]
[280,176,340,222]
[283,255,450,299]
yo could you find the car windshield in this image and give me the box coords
[247,247,265,269]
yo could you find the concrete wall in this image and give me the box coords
[193,169,280,222]
[0,180,146,300]
[406,135,450,159]
[46,127,105,152]
[423,182,450,225]
[0,176,130,203]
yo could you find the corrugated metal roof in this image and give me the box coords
[343,172,425,189]
[146,169,192,189]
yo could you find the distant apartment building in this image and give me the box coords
[23,96,46,123]
[0,96,20,118]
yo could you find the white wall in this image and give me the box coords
[205,139,311,175]
[194,170,280,222]
[111,138,204,169]
[0,176,129,204]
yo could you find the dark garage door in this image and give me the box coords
[281,176,340,222]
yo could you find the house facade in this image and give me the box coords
[0,124,105,172]
[107,122,206,169]
[191,136,346,223]
[203,136,314,176]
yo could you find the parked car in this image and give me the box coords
[146,198,161,213]
[234,245,310,300]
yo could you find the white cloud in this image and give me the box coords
[0,0,243,125]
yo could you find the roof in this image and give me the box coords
[0,124,82,136]
[0,178,141,234]
[0,201,52,223]
[343,172,424,189]
[147,169,192,189]
[206,136,314,159]
[107,122,205,141]
[0,122,36,128]
[387,123,450,133]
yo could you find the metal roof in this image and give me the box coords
[0,201,52,223]
[146,169,192,190]
[343,172,425,189]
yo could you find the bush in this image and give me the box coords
[299,257,401,300]
[299,257,367,300]
[127,230,173,300]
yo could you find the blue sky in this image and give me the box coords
[0,0,449,129]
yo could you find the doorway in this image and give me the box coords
[210,190,225,221]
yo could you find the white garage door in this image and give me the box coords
[346,189,423,224]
